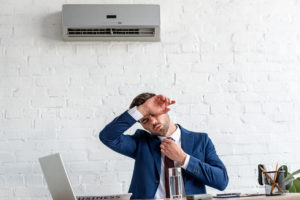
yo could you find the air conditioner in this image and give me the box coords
[62,4,160,41]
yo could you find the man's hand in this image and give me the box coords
[137,95,176,116]
[160,138,187,165]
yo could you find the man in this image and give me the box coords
[100,93,228,199]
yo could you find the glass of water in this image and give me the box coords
[168,167,182,199]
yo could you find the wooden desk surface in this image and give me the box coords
[212,193,300,200]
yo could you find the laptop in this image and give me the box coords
[39,153,132,200]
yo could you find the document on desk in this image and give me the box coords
[77,193,132,200]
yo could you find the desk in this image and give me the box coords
[135,194,300,200]
[212,193,300,200]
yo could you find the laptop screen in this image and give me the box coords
[39,153,77,200]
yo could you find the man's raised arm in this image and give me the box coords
[99,110,140,159]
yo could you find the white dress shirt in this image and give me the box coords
[128,106,190,198]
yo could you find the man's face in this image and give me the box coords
[139,113,170,136]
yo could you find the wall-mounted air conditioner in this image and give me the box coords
[62,4,160,41]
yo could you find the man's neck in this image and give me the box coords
[165,121,177,137]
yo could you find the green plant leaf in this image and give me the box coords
[289,184,296,193]
[284,172,295,183]
[291,169,300,177]
[285,176,294,183]
[291,178,300,193]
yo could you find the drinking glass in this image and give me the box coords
[168,167,182,199]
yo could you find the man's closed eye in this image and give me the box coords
[141,118,149,124]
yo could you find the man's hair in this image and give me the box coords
[129,93,156,109]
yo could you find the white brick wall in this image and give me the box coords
[1,0,300,199]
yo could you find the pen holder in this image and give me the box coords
[262,170,285,196]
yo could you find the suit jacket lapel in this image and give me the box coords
[179,125,193,155]
[178,124,194,185]
[149,135,161,177]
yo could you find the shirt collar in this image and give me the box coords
[158,125,180,142]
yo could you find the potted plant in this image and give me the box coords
[279,165,300,192]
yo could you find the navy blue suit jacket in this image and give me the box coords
[99,111,228,199]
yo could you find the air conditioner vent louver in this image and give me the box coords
[67,28,155,37]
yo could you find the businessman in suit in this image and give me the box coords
[100,93,228,199]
